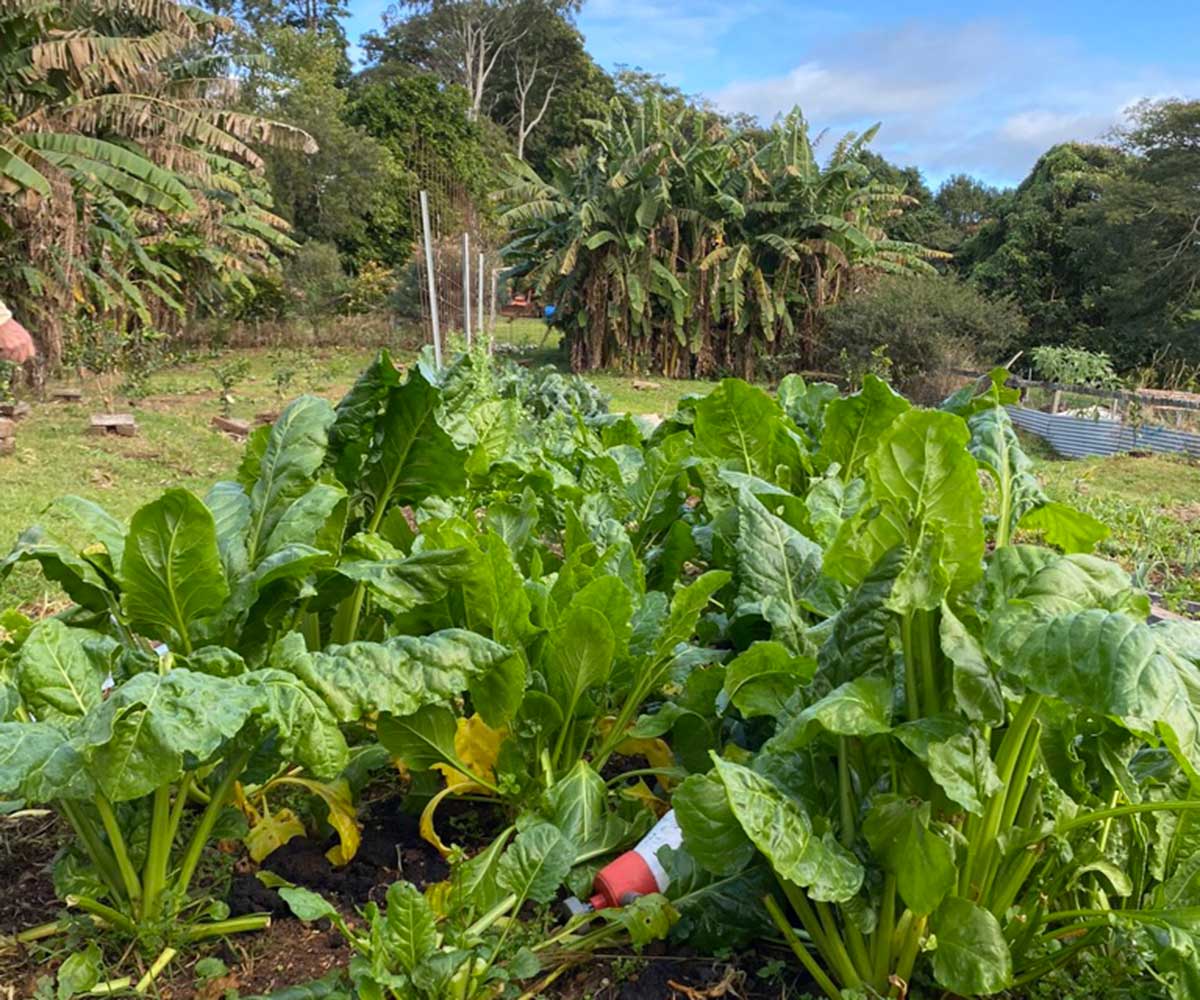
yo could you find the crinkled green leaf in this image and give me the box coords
[272,630,510,724]
[768,675,893,752]
[496,821,575,905]
[940,602,1004,725]
[827,409,984,599]
[80,670,254,801]
[240,668,349,779]
[894,717,1001,815]
[674,771,756,876]
[996,611,1200,782]
[660,846,775,951]
[712,756,863,902]
[17,620,111,723]
[734,491,823,653]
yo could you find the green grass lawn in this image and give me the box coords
[2,328,1198,610]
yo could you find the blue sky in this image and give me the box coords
[344,1,1199,187]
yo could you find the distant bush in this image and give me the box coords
[1030,345,1120,387]
[285,241,352,333]
[818,274,1026,401]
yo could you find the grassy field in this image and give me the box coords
[2,323,1198,609]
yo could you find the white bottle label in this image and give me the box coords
[631,810,682,891]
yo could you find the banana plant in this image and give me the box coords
[498,98,939,378]
[0,0,314,365]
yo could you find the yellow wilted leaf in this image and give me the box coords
[620,778,670,817]
[245,807,305,862]
[270,777,362,867]
[431,714,506,790]
[420,780,488,857]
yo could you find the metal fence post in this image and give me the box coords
[419,190,441,368]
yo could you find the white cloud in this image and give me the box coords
[708,18,1199,184]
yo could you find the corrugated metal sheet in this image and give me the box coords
[1007,406,1200,459]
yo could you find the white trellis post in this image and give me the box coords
[419,190,441,368]
[477,251,484,344]
[462,232,471,347]
[489,267,499,351]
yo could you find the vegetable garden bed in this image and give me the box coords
[2,349,1198,1000]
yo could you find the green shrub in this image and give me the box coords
[819,275,1026,401]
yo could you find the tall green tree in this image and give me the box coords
[259,27,407,265]
[960,143,1130,355]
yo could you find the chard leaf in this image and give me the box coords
[818,547,902,686]
[693,379,806,488]
[894,717,1001,815]
[768,675,893,751]
[626,432,693,543]
[659,846,775,951]
[673,771,756,876]
[272,630,510,724]
[968,404,1106,553]
[819,374,910,481]
[1019,501,1110,556]
[377,704,464,776]
[384,882,437,974]
[453,827,514,916]
[328,349,404,485]
[56,942,102,1000]
[240,669,349,779]
[0,721,91,801]
[543,606,614,729]
[496,821,575,905]
[997,611,1200,782]
[865,795,957,915]
[542,761,609,854]
[205,480,252,580]
[734,490,823,654]
[262,482,346,558]
[827,409,984,599]
[120,489,229,650]
[932,896,1012,995]
[336,546,469,611]
[712,756,863,902]
[80,670,254,801]
[1,525,115,612]
[17,620,111,723]
[722,641,815,719]
[244,396,335,566]
[362,369,468,517]
[612,892,679,948]
[984,546,1146,620]
[940,602,1004,725]
[777,375,839,439]
[280,886,339,923]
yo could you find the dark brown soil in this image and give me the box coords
[0,812,64,939]
[547,952,803,998]
[229,795,451,918]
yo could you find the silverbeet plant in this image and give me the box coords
[0,389,512,957]
[0,618,348,950]
[669,372,1200,998]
